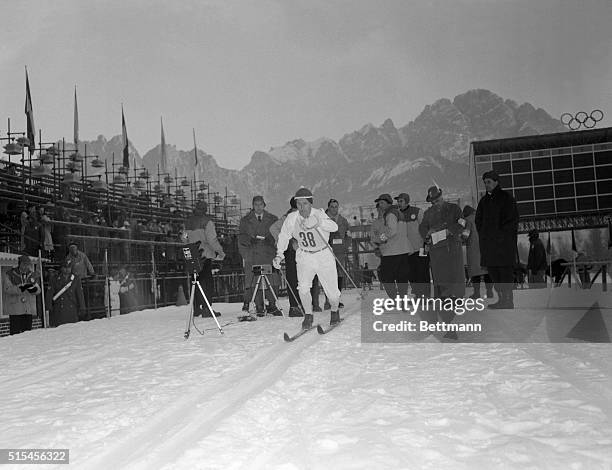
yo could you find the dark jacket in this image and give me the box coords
[528,238,547,272]
[475,185,519,267]
[238,210,278,265]
[46,272,85,326]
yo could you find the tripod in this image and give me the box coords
[184,271,224,339]
[240,268,285,321]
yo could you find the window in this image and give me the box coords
[574,167,595,182]
[575,182,596,197]
[499,174,512,188]
[554,170,573,184]
[599,194,612,209]
[552,154,572,169]
[534,186,554,200]
[532,157,552,171]
[514,187,534,201]
[517,202,534,215]
[595,165,612,180]
[492,161,511,174]
[576,197,597,211]
[573,153,593,167]
[512,159,531,173]
[554,184,574,198]
[597,180,612,194]
[536,200,555,214]
[513,173,532,188]
[556,198,576,213]
[533,172,553,186]
[594,151,612,166]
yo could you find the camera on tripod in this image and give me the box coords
[252,264,273,275]
[182,243,203,273]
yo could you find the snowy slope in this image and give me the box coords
[1,290,611,470]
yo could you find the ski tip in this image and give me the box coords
[283,332,293,342]
[317,324,325,334]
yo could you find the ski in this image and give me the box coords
[317,318,345,335]
[283,326,316,342]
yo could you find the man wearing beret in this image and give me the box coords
[238,195,280,316]
[475,170,519,308]
[2,255,41,335]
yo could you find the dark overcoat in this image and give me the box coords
[419,201,465,298]
[475,185,519,267]
[46,272,85,326]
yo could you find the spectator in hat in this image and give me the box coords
[2,254,41,335]
[182,200,225,317]
[475,170,519,308]
[527,229,547,288]
[238,195,280,316]
[66,241,95,279]
[419,185,466,339]
[46,258,85,326]
[396,192,431,298]
[462,205,493,299]
[117,267,138,315]
[373,193,411,300]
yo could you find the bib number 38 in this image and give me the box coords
[299,231,316,247]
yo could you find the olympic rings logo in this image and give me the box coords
[561,110,604,130]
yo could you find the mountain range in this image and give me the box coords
[72,89,566,217]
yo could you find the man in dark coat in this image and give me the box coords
[46,259,85,326]
[419,186,466,300]
[475,170,519,308]
[238,196,280,315]
[324,198,350,309]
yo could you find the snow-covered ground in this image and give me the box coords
[1,289,612,470]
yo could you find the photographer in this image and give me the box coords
[183,200,225,317]
[238,196,280,315]
[2,255,41,335]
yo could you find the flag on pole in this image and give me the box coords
[25,69,35,155]
[160,117,167,174]
[73,86,79,150]
[122,106,129,168]
[193,128,198,166]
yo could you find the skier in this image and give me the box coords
[273,188,341,329]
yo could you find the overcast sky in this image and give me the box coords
[1,0,610,169]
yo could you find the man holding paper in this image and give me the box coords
[419,185,466,300]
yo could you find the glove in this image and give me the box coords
[20,283,34,292]
[26,284,39,294]
[379,233,388,242]
[19,284,27,292]
[272,256,283,270]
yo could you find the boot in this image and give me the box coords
[241,302,249,312]
[266,303,283,316]
[488,290,504,309]
[470,281,481,299]
[330,310,340,326]
[312,305,322,312]
[288,306,303,317]
[324,300,331,310]
[301,313,313,330]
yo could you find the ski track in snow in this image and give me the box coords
[1,291,612,469]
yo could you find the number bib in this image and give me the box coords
[296,228,326,251]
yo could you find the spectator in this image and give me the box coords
[373,194,411,300]
[396,192,431,298]
[419,186,466,300]
[462,205,493,299]
[39,205,54,258]
[362,263,374,290]
[238,196,280,315]
[23,206,44,256]
[45,258,85,326]
[66,241,95,278]
[2,255,41,335]
[183,200,225,317]
[370,202,385,259]
[527,229,547,288]
[475,170,519,309]
[324,198,350,309]
[117,267,138,314]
